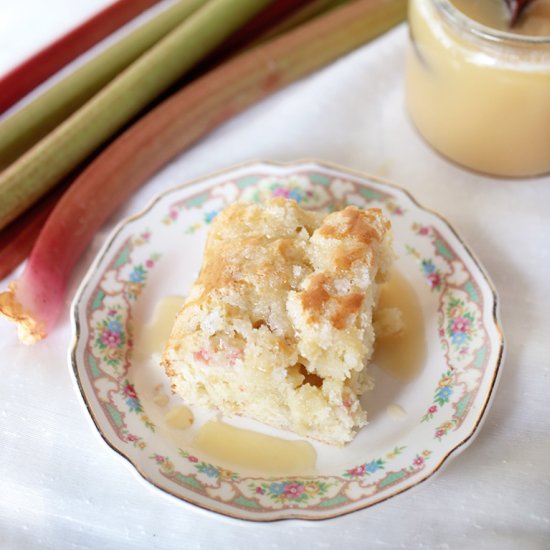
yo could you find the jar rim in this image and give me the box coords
[433,0,550,45]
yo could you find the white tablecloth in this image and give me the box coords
[1,2,549,548]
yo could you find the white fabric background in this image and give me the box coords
[1,1,549,548]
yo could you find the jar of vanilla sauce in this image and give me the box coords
[406,0,550,177]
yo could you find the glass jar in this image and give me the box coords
[405,0,550,177]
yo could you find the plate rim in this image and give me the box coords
[69,158,505,521]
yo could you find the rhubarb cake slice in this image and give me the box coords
[161,198,394,446]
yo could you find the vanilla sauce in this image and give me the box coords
[140,270,425,472]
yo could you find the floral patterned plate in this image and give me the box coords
[70,160,503,521]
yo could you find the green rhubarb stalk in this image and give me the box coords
[0,0,209,171]
[0,0,162,115]
[0,0,406,343]
[0,0,273,231]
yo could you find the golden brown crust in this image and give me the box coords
[330,293,364,330]
[318,207,388,244]
[300,274,330,315]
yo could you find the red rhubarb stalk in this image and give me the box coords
[0,181,71,281]
[0,0,406,343]
[0,0,161,115]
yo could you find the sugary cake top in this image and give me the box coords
[187,198,390,333]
